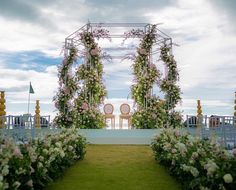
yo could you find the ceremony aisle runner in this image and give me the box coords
[45,145,181,190]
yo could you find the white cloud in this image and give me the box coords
[0,0,235,117]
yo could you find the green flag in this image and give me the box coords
[29,82,34,94]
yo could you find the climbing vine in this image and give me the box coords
[53,47,78,128]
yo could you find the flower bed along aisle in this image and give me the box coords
[0,128,86,190]
[151,129,236,190]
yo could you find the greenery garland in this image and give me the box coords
[53,47,78,128]
[131,25,166,129]
[160,44,182,127]
[74,31,107,129]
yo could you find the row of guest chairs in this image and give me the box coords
[103,103,132,129]
[184,115,222,128]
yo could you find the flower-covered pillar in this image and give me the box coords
[131,25,166,128]
[160,43,181,127]
[74,30,107,129]
[53,47,78,128]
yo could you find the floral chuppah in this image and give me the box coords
[54,23,181,129]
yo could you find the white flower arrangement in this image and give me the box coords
[0,128,86,190]
[152,128,236,189]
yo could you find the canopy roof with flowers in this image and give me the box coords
[54,22,181,129]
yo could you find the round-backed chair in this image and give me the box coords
[119,103,132,129]
[103,103,115,129]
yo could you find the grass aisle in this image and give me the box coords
[45,145,181,190]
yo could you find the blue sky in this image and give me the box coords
[0,0,236,118]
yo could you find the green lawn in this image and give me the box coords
[45,145,181,190]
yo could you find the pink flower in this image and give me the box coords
[55,102,59,109]
[59,80,63,86]
[174,131,180,137]
[62,58,67,65]
[139,48,147,55]
[63,87,70,95]
[90,48,99,56]
[171,149,177,154]
[13,147,23,159]
[81,102,88,110]
[149,63,156,69]
[233,149,236,157]
[151,113,157,118]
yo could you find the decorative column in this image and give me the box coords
[196,100,203,136]
[0,91,6,128]
[35,100,40,128]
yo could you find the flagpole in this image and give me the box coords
[27,82,31,114]
[27,90,31,114]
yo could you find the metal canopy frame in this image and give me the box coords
[64,22,172,58]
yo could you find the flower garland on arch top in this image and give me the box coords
[160,44,182,127]
[53,47,78,128]
[74,31,107,129]
[131,25,166,129]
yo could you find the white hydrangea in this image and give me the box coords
[176,142,187,155]
[60,151,65,158]
[223,174,233,183]
[191,152,199,160]
[43,149,48,155]
[190,167,199,177]
[55,142,62,148]
[39,156,44,162]
[68,145,74,151]
[2,165,9,176]
[204,160,219,176]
